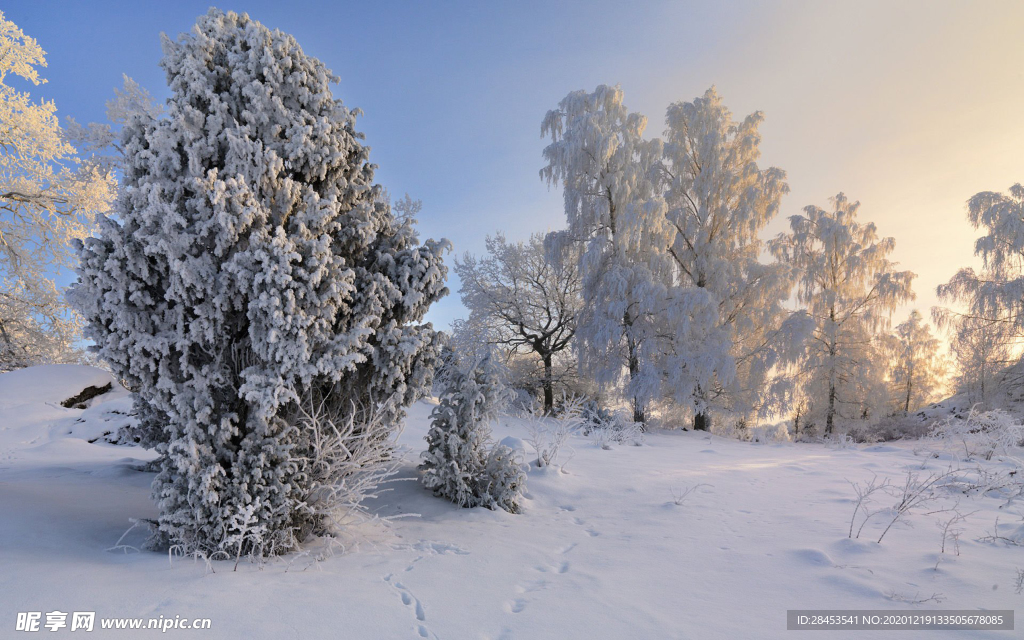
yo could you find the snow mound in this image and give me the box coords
[0,365,119,408]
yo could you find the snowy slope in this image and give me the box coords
[0,366,1021,639]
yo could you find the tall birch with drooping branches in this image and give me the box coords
[771,193,914,433]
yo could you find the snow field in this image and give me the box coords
[0,366,1020,639]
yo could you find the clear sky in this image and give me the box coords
[6,0,1023,333]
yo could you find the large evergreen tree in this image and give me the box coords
[71,10,448,556]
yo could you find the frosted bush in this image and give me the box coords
[823,432,856,450]
[582,401,645,449]
[930,407,1024,461]
[294,393,405,541]
[524,396,585,468]
[748,422,791,444]
[478,445,527,514]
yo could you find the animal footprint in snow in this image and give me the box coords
[536,561,570,574]
[506,599,527,614]
[413,540,470,556]
[516,578,548,594]
[383,574,432,635]
[394,583,426,621]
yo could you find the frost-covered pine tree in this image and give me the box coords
[541,86,673,424]
[420,357,525,513]
[71,10,448,556]
[770,194,914,434]
[882,310,945,415]
[656,87,810,430]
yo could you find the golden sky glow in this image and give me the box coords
[651,1,1024,333]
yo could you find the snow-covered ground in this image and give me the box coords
[0,366,1020,639]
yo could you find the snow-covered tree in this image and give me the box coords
[770,193,915,434]
[938,183,1024,338]
[881,310,945,414]
[64,75,163,174]
[0,11,115,370]
[938,313,1014,405]
[454,232,582,413]
[934,183,1024,405]
[71,10,448,556]
[420,357,525,513]
[541,85,673,424]
[655,87,809,430]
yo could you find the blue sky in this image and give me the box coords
[6,1,1024,331]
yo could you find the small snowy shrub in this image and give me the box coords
[582,402,645,449]
[850,415,932,443]
[71,10,447,557]
[420,359,524,512]
[930,407,1024,461]
[478,445,527,514]
[823,432,856,450]
[589,420,645,449]
[748,422,791,444]
[579,400,614,433]
[524,397,585,468]
[294,393,405,541]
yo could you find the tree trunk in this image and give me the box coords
[0,317,19,368]
[825,380,836,435]
[625,312,645,427]
[693,411,710,431]
[629,349,645,426]
[542,351,554,415]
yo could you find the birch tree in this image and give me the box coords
[656,87,809,430]
[882,310,945,414]
[541,85,673,424]
[938,313,1014,405]
[937,184,1024,336]
[0,11,114,370]
[771,193,915,433]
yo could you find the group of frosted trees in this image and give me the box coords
[460,84,946,435]
[4,6,1024,558]
[1,8,523,559]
